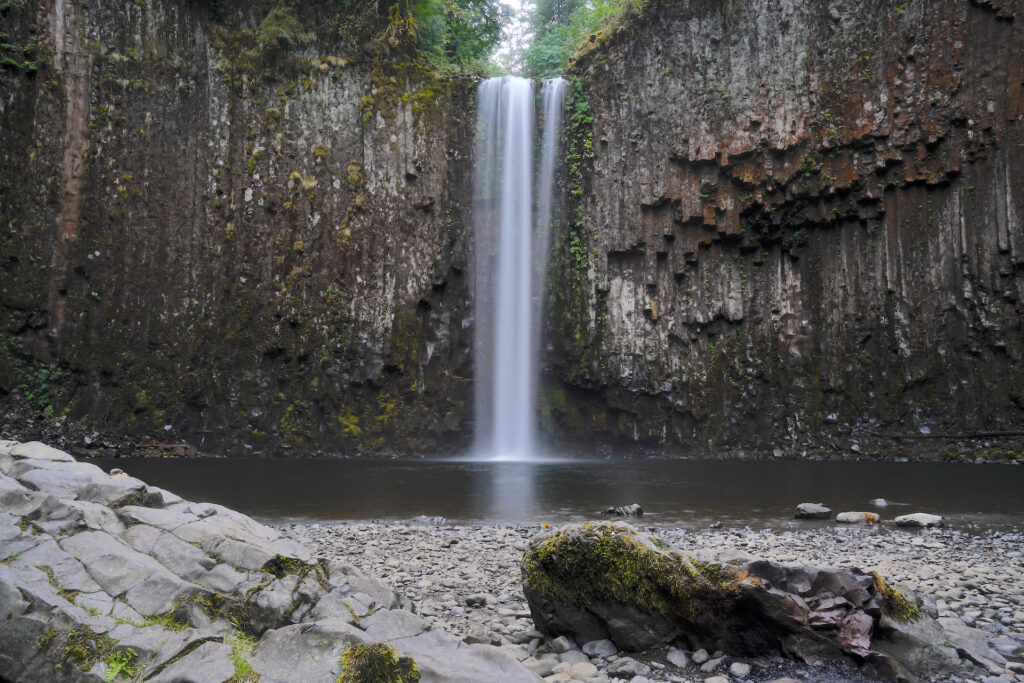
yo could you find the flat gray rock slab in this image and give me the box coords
[121,524,216,582]
[8,442,75,462]
[361,608,425,641]
[251,619,372,683]
[148,641,236,683]
[60,531,202,616]
[0,475,47,517]
[15,465,148,509]
[939,616,1008,673]
[32,497,127,537]
[108,623,219,678]
[388,629,537,683]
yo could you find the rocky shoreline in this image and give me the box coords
[283,521,1024,682]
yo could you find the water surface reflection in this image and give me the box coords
[91,457,1024,531]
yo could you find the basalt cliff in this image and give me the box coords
[543,0,1024,457]
[1,0,1022,457]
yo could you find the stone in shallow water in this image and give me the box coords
[836,511,879,524]
[895,513,944,528]
[794,503,832,519]
[602,503,643,517]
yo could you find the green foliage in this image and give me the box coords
[256,6,304,57]
[226,626,258,682]
[37,629,57,651]
[522,0,618,77]
[337,644,419,683]
[523,0,743,77]
[104,648,139,682]
[61,628,119,672]
[407,0,509,71]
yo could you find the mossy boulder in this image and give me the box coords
[521,523,962,681]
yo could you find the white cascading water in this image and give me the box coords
[473,76,567,461]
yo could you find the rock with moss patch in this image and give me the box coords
[521,522,969,681]
[0,439,537,683]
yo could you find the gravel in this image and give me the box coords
[282,521,1024,682]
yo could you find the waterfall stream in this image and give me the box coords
[472,76,567,460]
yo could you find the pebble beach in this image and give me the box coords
[283,521,1024,682]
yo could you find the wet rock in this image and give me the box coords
[836,512,880,524]
[795,503,832,520]
[692,649,710,664]
[895,513,944,528]
[602,503,643,517]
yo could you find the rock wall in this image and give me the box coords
[0,1,476,454]
[544,0,1024,456]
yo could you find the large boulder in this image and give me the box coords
[521,522,979,682]
[0,440,535,683]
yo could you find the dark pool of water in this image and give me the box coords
[90,457,1024,530]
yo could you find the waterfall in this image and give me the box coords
[472,76,567,461]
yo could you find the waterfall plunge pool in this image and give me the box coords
[91,457,1024,532]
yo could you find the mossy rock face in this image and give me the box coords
[520,522,954,678]
[521,522,748,650]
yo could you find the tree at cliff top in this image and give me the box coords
[520,0,624,77]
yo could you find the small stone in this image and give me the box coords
[570,661,598,678]
[730,661,752,677]
[700,656,725,672]
[525,658,557,677]
[550,635,576,653]
[795,503,832,520]
[704,677,729,683]
[894,513,944,528]
[691,648,710,665]
[601,503,643,517]
[582,639,617,657]
[560,650,589,665]
[836,511,880,524]
[871,498,889,507]
[465,593,489,606]
[607,657,650,677]
[666,647,688,668]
